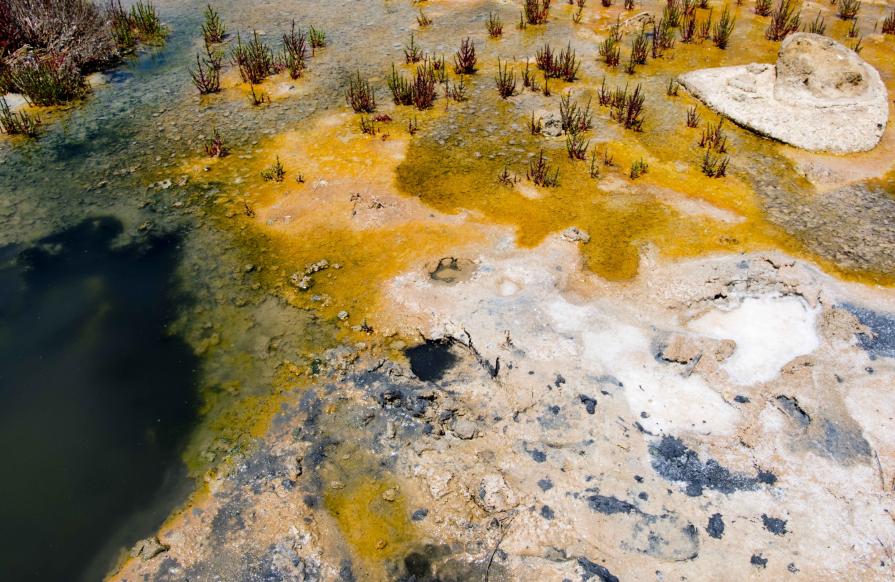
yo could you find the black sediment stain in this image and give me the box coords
[648,436,774,497]
[762,514,788,536]
[776,395,811,427]
[404,340,458,382]
[579,394,598,414]
[707,513,725,539]
[0,217,199,582]
[842,303,895,358]
[587,494,640,515]
[524,442,547,463]
[577,557,620,582]
[751,554,768,568]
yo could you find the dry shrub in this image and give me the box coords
[6,0,119,71]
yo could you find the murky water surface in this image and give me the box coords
[0,218,197,581]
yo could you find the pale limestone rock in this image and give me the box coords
[477,473,517,513]
[679,33,888,153]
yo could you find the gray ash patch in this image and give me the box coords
[339,560,356,582]
[756,179,895,276]
[210,496,248,542]
[842,303,895,358]
[369,374,438,419]
[153,557,184,582]
[628,516,700,562]
[164,541,321,581]
[246,542,319,582]
[812,419,871,462]
[237,453,290,492]
[649,436,772,497]
[527,448,547,463]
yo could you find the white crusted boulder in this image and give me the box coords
[679,33,888,153]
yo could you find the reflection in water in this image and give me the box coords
[0,217,198,582]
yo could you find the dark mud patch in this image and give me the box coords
[648,436,774,497]
[405,340,459,382]
[0,217,199,582]
[393,543,491,581]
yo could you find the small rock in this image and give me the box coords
[337,310,349,321]
[290,273,313,290]
[330,480,345,490]
[427,470,454,499]
[130,537,169,561]
[561,227,591,243]
[680,33,888,153]
[477,473,517,513]
[540,112,563,137]
[451,418,477,440]
[382,488,398,502]
[304,259,329,275]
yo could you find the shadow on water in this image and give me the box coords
[0,217,199,582]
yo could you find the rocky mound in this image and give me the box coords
[679,33,888,153]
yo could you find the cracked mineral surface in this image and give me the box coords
[3,1,895,581]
